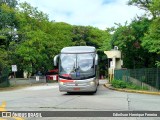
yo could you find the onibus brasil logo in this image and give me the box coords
[0,101,24,120]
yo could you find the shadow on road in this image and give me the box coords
[64,92,96,96]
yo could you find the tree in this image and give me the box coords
[142,18,160,66]
[128,0,160,67]
[72,26,111,50]
[0,0,18,71]
[128,0,152,10]
[0,48,8,70]
[128,0,160,18]
[149,0,160,17]
[13,2,73,75]
[0,0,113,77]
[72,26,88,46]
[111,17,157,68]
[142,18,160,54]
[0,3,17,49]
[9,2,50,76]
[0,0,17,8]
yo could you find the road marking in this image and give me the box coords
[0,101,6,111]
[12,117,24,120]
[0,118,7,120]
[23,85,58,90]
[0,101,25,120]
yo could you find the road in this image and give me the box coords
[0,80,160,120]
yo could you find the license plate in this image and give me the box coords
[73,88,80,91]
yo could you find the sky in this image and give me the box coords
[18,0,145,30]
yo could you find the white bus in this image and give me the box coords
[54,46,99,93]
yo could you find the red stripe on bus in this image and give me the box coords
[59,80,75,83]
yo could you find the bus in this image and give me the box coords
[54,46,99,93]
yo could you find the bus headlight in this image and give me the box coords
[90,81,95,86]
[59,82,64,85]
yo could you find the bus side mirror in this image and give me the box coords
[54,55,59,66]
[95,54,98,65]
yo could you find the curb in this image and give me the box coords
[104,83,160,95]
[0,83,49,92]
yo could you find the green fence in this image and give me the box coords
[0,67,10,87]
[114,68,160,90]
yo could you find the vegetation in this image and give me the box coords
[0,1,110,77]
[112,0,160,68]
[0,0,160,78]
[111,79,148,90]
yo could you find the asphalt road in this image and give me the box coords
[0,80,160,120]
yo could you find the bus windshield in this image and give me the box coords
[59,53,95,80]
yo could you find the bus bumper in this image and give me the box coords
[58,78,98,92]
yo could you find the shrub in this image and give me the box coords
[111,79,149,90]
[111,80,127,88]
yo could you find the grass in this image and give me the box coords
[111,79,148,90]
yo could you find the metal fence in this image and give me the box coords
[114,68,160,90]
[0,67,10,87]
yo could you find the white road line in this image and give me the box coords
[23,85,58,91]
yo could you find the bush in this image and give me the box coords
[111,79,149,90]
[111,80,127,88]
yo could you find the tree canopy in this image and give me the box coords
[0,1,111,77]
[0,0,160,78]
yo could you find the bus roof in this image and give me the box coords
[61,46,96,54]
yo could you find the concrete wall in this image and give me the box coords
[9,76,46,86]
[123,76,159,92]
[104,50,121,58]
[104,50,122,72]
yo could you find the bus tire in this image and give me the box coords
[91,88,97,94]
[67,92,73,94]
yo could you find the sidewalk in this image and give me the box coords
[99,79,108,85]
